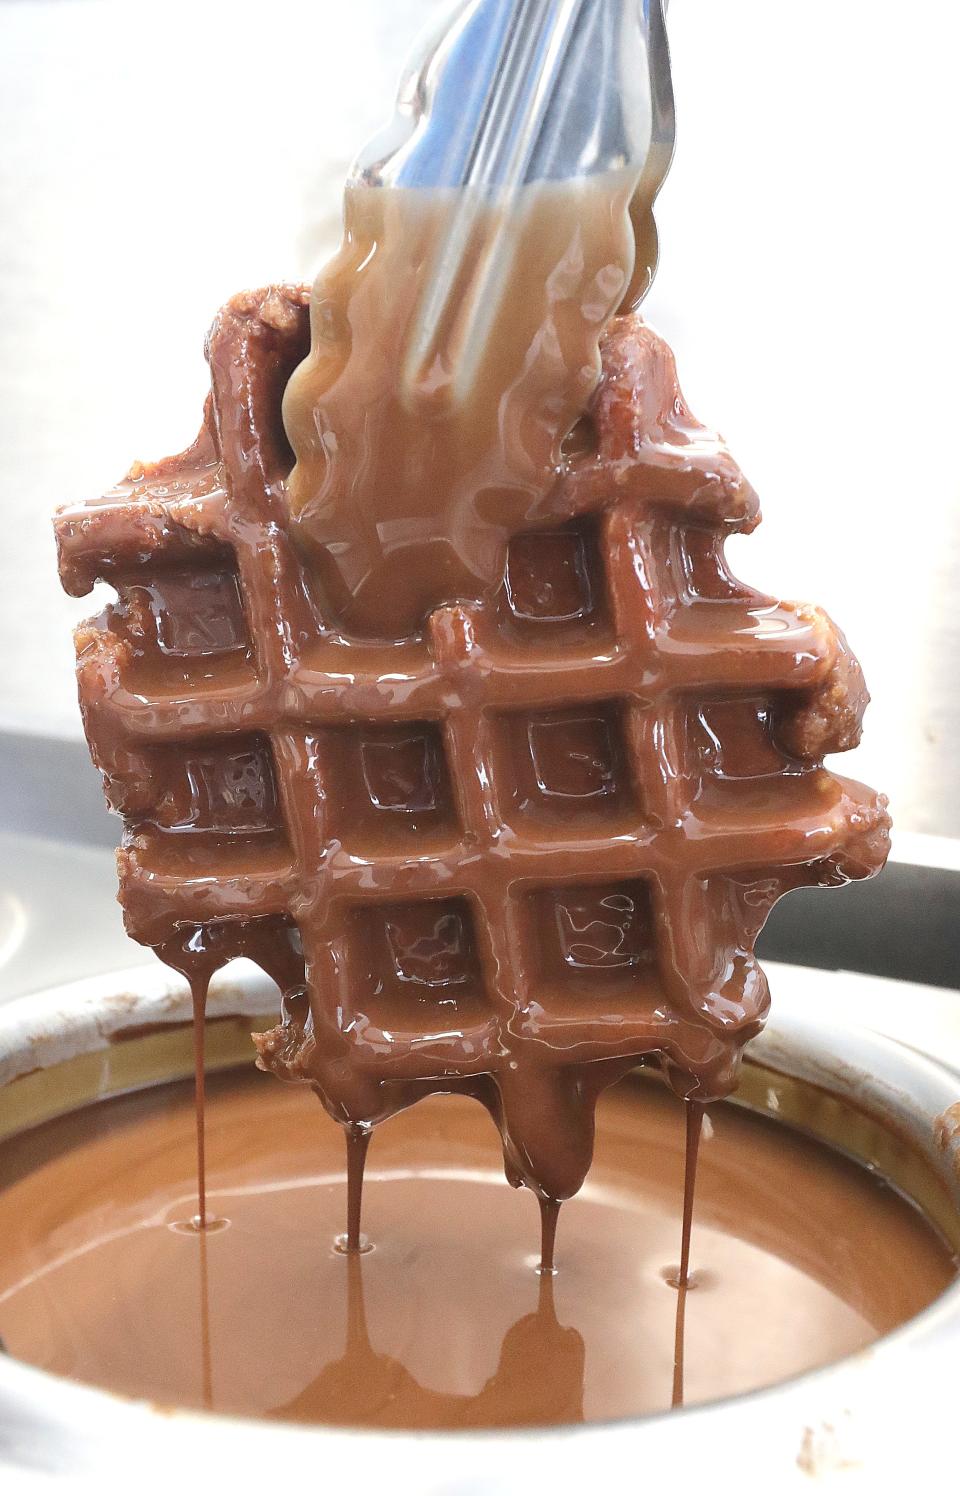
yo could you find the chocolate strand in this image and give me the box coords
[678,1101,704,1290]
[191,975,209,1230]
[538,1196,561,1276]
[671,1099,705,1408]
[344,1123,372,1252]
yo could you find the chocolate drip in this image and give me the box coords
[344,1123,372,1253]
[192,978,208,1228]
[679,1102,705,1291]
[538,1196,561,1276]
[671,1100,705,1407]
[153,919,306,1232]
[152,934,218,1231]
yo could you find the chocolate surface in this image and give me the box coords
[0,1071,950,1427]
[283,179,638,638]
[55,252,889,1227]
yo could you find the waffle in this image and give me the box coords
[55,285,890,1201]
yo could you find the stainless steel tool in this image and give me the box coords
[351,0,675,401]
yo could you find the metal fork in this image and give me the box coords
[353,0,676,402]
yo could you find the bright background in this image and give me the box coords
[1,0,957,834]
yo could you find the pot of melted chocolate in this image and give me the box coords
[0,1056,954,1430]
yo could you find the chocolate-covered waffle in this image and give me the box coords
[55,277,889,1220]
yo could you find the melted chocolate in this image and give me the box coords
[283,179,638,639]
[671,1101,705,1406]
[0,1074,951,1427]
[55,190,889,1251]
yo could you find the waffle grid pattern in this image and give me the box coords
[56,285,889,1104]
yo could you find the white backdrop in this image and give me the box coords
[0,0,957,833]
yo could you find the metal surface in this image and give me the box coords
[1,965,960,1490]
[356,0,671,399]
[0,831,129,1003]
[356,0,661,190]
